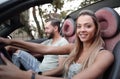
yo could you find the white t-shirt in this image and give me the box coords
[39,37,69,72]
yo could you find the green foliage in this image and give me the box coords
[52,0,64,12]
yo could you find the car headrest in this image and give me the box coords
[95,7,120,39]
[62,18,76,37]
[61,18,76,43]
[95,7,120,51]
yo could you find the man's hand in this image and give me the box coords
[0,37,10,45]
[5,46,19,54]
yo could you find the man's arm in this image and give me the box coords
[0,37,73,55]
[5,46,20,53]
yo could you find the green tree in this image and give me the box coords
[52,0,64,13]
[32,7,43,38]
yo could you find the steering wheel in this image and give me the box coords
[0,43,12,65]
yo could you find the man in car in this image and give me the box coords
[7,18,69,74]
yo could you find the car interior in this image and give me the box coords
[0,0,120,79]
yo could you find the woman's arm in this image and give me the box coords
[73,50,114,79]
[0,50,114,79]
[0,37,74,55]
[42,64,64,76]
[0,53,65,79]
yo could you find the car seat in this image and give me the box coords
[95,7,120,79]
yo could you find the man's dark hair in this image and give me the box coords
[46,18,61,32]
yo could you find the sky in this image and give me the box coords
[39,0,83,14]
[62,0,83,11]
[115,8,120,15]
[0,0,9,4]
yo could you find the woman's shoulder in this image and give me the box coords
[93,49,114,70]
[97,49,114,61]
[99,49,112,55]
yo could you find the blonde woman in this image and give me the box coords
[0,10,114,79]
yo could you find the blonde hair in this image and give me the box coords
[63,10,104,76]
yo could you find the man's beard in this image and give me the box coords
[48,33,54,39]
